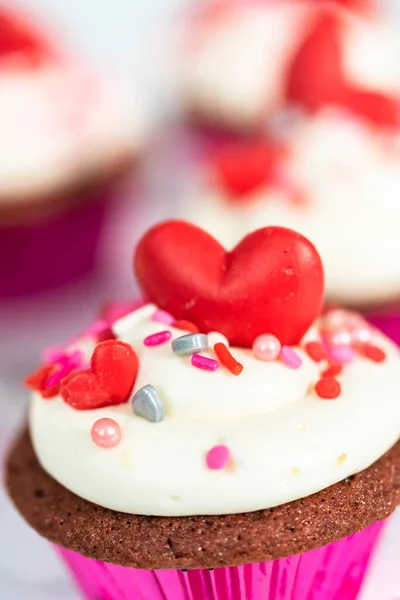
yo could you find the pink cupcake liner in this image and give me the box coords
[57,520,384,600]
[0,193,110,298]
[368,311,400,345]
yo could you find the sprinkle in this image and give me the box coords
[43,348,64,365]
[214,343,243,375]
[315,377,341,399]
[44,363,73,388]
[132,384,165,423]
[321,364,343,378]
[253,334,281,362]
[91,418,121,448]
[85,319,110,338]
[206,445,231,470]
[152,309,175,326]
[305,341,326,363]
[144,330,172,347]
[174,319,200,334]
[357,344,386,363]
[326,345,356,364]
[172,333,208,356]
[280,346,302,369]
[191,354,220,371]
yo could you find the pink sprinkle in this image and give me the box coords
[280,346,302,369]
[43,347,64,365]
[85,319,110,338]
[152,309,175,326]
[144,330,172,346]
[191,354,220,371]
[91,418,121,448]
[326,345,356,364]
[206,445,231,470]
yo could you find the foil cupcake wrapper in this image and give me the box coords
[57,520,384,600]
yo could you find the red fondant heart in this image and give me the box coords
[135,221,324,348]
[60,340,138,410]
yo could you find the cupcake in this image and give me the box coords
[7,221,400,600]
[0,7,146,297]
[183,0,395,133]
[177,0,400,342]
[178,110,400,309]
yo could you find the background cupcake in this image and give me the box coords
[0,6,147,298]
[174,0,400,340]
[6,221,400,600]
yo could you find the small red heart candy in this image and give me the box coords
[212,140,282,198]
[60,370,110,410]
[91,340,139,404]
[135,221,324,348]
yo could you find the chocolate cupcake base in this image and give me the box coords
[6,429,400,570]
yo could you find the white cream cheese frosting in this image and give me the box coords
[30,302,400,517]
[180,110,400,305]
[184,1,400,129]
[0,64,146,201]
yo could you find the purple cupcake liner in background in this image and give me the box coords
[57,520,384,600]
[0,194,110,299]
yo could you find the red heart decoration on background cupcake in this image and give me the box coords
[135,221,324,348]
[61,340,138,410]
[0,8,55,68]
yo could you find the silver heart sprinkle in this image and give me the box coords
[132,384,165,423]
[172,333,208,356]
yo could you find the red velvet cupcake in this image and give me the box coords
[0,7,146,297]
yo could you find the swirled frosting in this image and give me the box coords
[30,303,400,516]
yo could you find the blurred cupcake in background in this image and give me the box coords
[0,7,147,298]
[176,0,400,340]
[183,0,380,134]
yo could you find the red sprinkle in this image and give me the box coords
[174,319,200,334]
[321,364,343,378]
[357,344,386,363]
[214,342,243,376]
[24,364,60,399]
[305,341,326,362]
[315,377,341,400]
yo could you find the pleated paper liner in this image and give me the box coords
[57,519,384,600]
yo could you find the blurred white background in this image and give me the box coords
[1,1,400,598]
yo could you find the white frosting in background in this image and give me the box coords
[0,65,147,200]
[185,3,311,128]
[30,303,400,517]
[181,111,400,305]
[184,1,400,128]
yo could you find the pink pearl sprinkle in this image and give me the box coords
[144,330,172,346]
[253,334,281,361]
[206,445,231,470]
[91,418,121,448]
[191,354,220,371]
[152,309,175,326]
[350,324,372,345]
[327,345,356,365]
[280,346,303,369]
